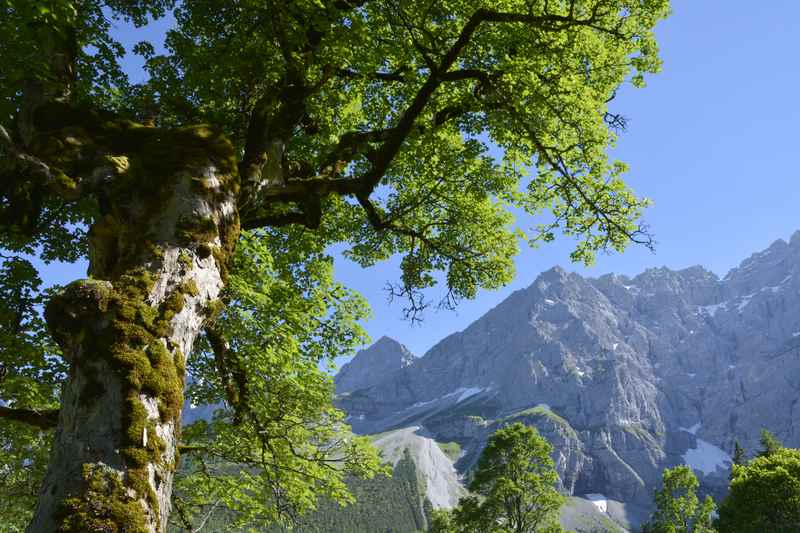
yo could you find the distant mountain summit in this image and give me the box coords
[335,231,800,529]
[334,335,415,394]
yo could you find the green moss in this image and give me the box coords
[177,214,218,244]
[178,250,193,270]
[57,464,149,533]
[174,348,186,378]
[183,279,199,297]
[43,101,241,530]
[205,299,225,322]
[52,170,79,198]
[54,267,203,529]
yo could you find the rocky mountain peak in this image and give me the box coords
[723,233,800,295]
[336,229,800,518]
[334,336,415,394]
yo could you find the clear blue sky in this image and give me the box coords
[33,1,800,359]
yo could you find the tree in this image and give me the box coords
[717,447,800,533]
[452,422,565,533]
[730,440,745,481]
[0,0,669,530]
[428,508,457,533]
[641,465,716,533]
[732,441,745,465]
[757,429,782,457]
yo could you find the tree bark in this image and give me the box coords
[28,128,239,532]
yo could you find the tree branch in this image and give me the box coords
[336,68,408,83]
[243,4,632,232]
[205,326,249,425]
[0,406,59,429]
[353,5,616,197]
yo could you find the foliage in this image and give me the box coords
[0,420,53,531]
[452,422,565,533]
[170,229,382,530]
[757,429,782,457]
[260,449,432,533]
[1,0,670,528]
[0,255,65,528]
[437,441,463,462]
[732,441,745,465]
[429,508,457,533]
[641,465,716,533]
[2,0,670,316]
[0,256,65,410]
[716,447,800,533]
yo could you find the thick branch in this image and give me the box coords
[355,6,614,196]
[239,0,371,196]
[336,68,408,83]
[19,17,78,145]
[205,326,249,425]
[0,406,59,429]
[244,4,631,230]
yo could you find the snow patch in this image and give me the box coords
[409,398,439,409]
[728,364,737,370]
[737,293,755,312]
[586,493,608,513]
[456,387,485,403]
[544,298,556,305]
[612,343,619,350]
[793,331,800,338]
[622,284,640,295]
[683,438,732,475]
[680,423,701,435]
[698,302,726,317]
[408,386,488,410]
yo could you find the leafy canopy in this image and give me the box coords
[757,428,783,458]
[717,447,800,533]
[1,0,668,316]
[0,0,669,528]
[452,422,565,533]
[0,256,63,530]
[171,228,383,529]
[642,465,716,533]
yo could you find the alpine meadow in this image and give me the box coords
[0,1,670,531]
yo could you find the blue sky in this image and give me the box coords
[32,1,800,359]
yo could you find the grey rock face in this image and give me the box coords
[335,335,415,394]
[335,231,800,511]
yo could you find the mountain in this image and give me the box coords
[335,336,415,394]
[334,230,800,530]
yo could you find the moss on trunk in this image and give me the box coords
[32,112,240,532]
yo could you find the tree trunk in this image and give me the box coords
[28,127,239,532]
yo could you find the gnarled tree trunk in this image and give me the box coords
[28,126,239,532]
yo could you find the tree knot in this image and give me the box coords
[45,279,114,356]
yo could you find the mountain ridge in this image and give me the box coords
[334,230,800,527]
